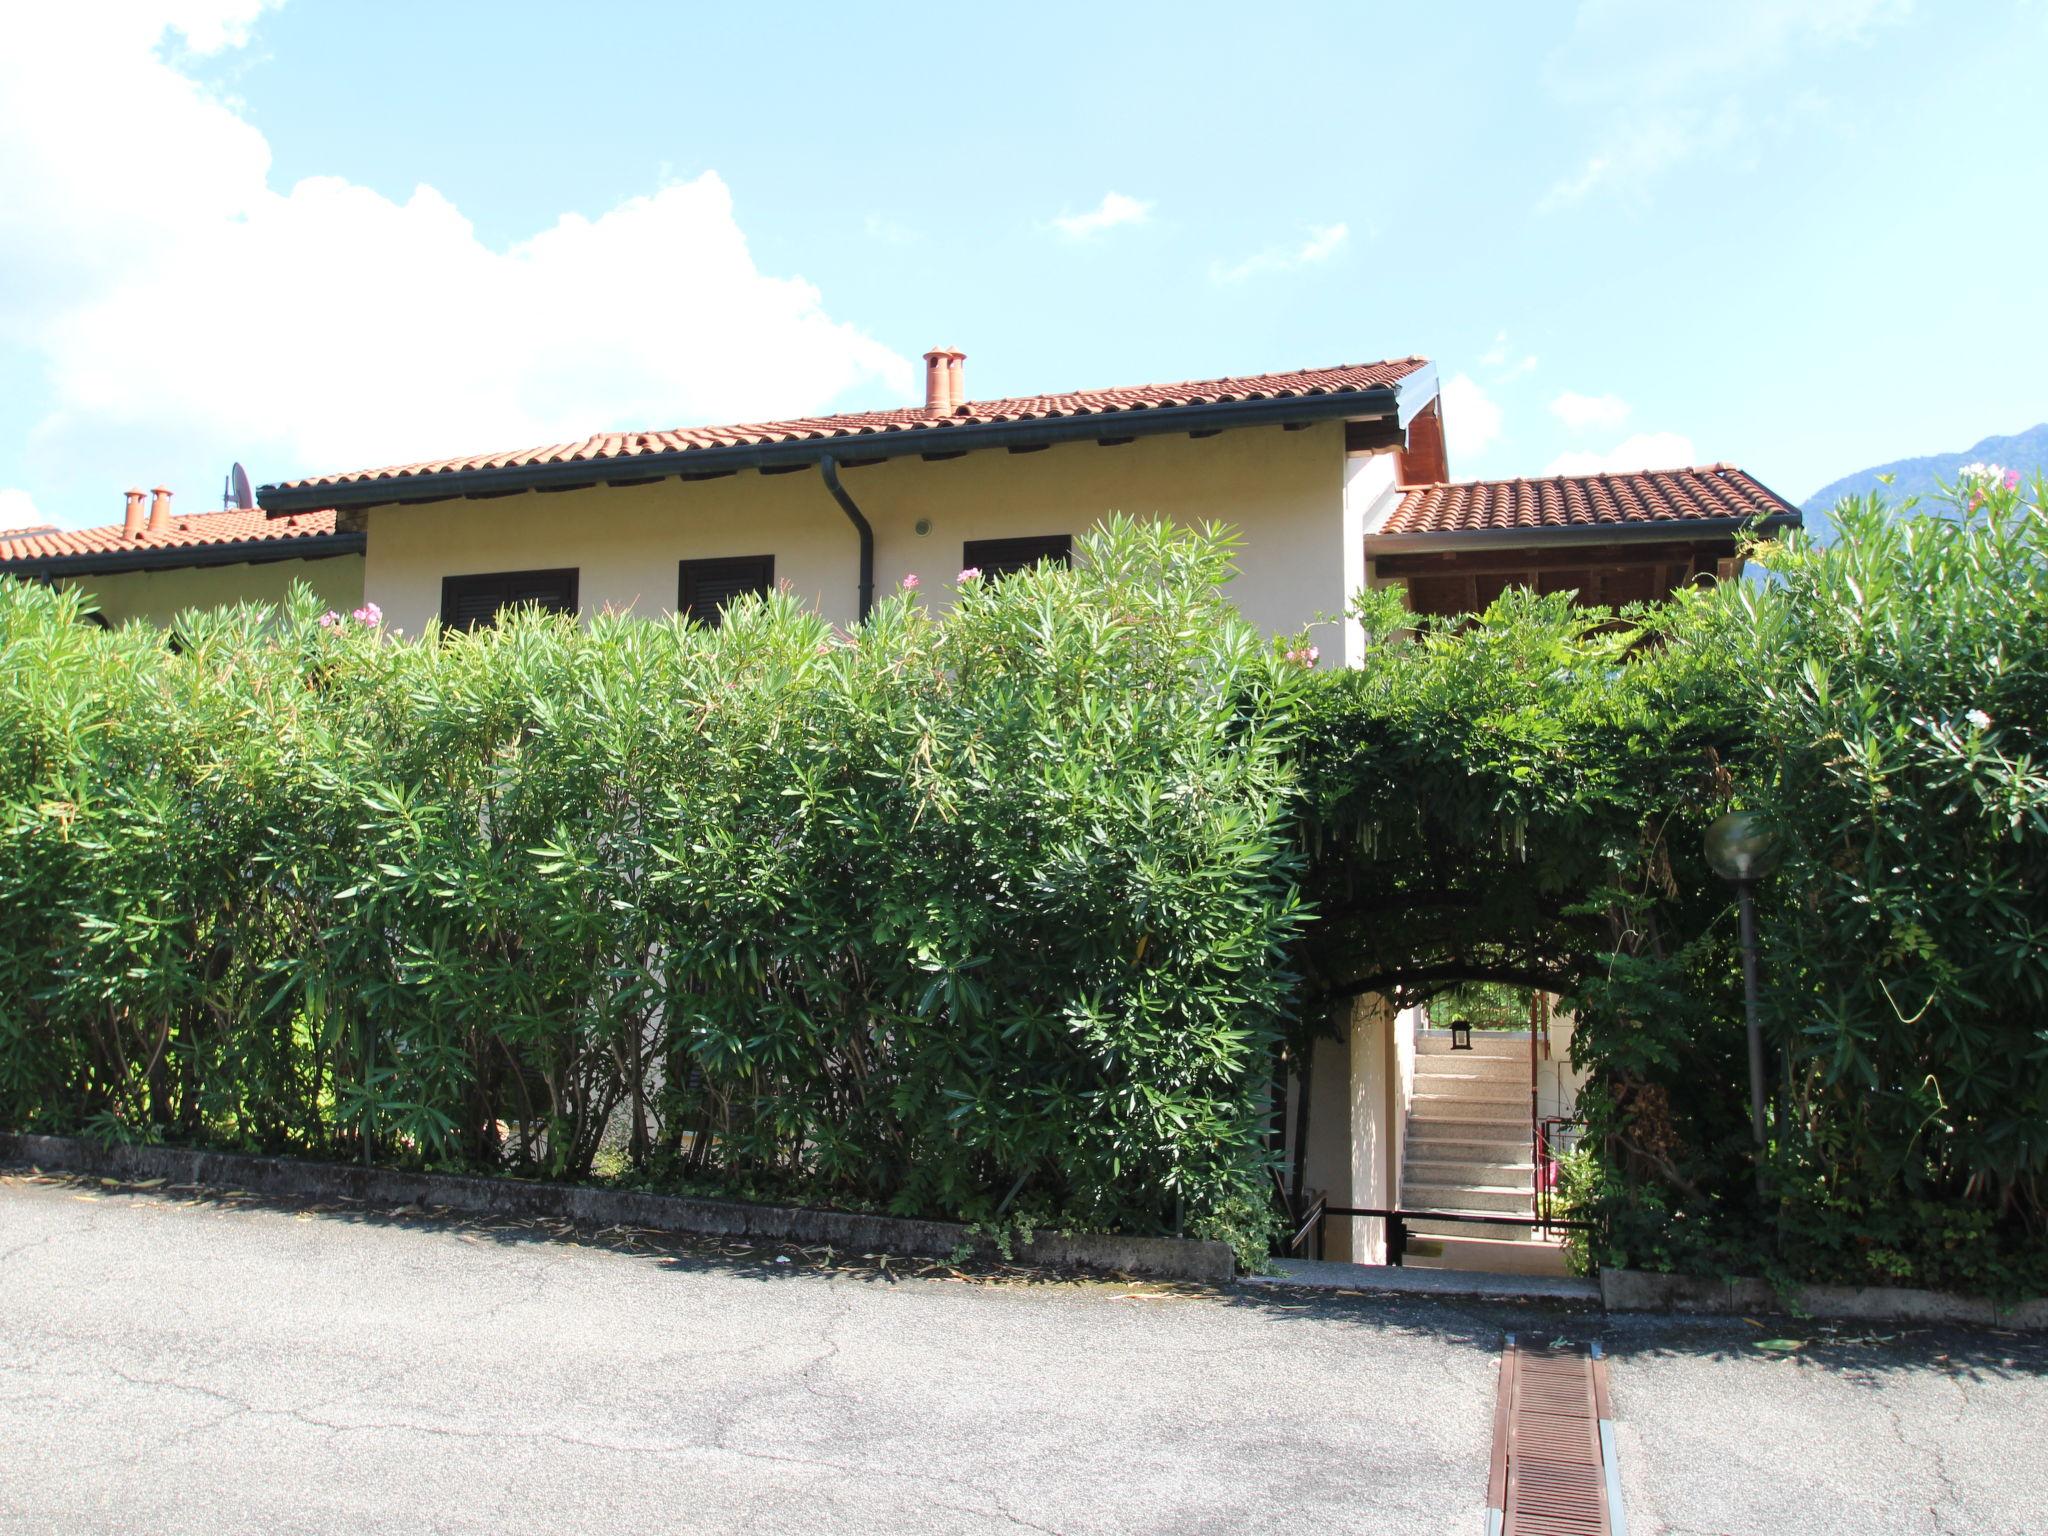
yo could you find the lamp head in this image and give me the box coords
[1704,810,1782,883]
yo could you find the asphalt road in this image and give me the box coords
[1601,1309,2047,1536]
[1,1169,2043,1535]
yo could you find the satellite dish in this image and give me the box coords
[224,462,254,510]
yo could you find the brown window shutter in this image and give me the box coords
[1403,575,1466,616]
[678,554,775,627]
[961,534,1071,580]
[440,569,578,629]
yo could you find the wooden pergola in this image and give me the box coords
[1362,464,1802,618]
[1373,536,1742,617]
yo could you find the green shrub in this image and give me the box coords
[0,518,1305,1243]
[1291,483,2046,1294]
[1731,476,2048,1284]
[1558,482,2048,1294]
[5,485,2042,1290]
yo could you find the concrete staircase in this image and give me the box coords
[1400,1029,1568,1277]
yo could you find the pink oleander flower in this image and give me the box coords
[957,566,982,583]
[901,573,921,590]
[1284,644,1321,667]
[352,602,382,627]
[318,610,342,629]
[2005,469,2022,490]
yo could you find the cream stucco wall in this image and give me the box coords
[362,423,1376,657]
[1295,1024,1356,1252]
[1537,1006,1588,1124]
[61,555,364,628]
[1341,450,1400,659]
[1287,993,1424,1265]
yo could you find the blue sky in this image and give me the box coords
[2,0,2044,532]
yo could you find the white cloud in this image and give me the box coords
[1550,391,1632,430]
[1211,222,1349,284]
[1479,331,1539,379]
[1539,110,1735,212]
[1,3,911,521]
[0,488,43,530]
[1297,223,1349,263]
[1051,192,1152,239]
[1440,373,1504,464]
[1540,0,1911,208]
[1544,431,1698,476]
[863,213,919,244]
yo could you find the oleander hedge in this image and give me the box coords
[0,519,1306,1260]
[3,486,2043,1289]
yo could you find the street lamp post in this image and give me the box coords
[1704,811,1781,1194]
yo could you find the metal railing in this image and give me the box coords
[1300,1205,1593,1267]
[1287,1193,1328,1261]
[1534,1115,1583,1233]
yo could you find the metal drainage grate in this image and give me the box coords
[1485,1336,1626,1536]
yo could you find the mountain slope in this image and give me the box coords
[1803,423,2048,521]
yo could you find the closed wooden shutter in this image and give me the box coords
[1596,565,1660,607]
[1404,575,1468,616]
[440,569,578,629]
[961,534,1071,580]
[678,555,774,627]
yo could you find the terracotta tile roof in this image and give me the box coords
[0,505,351,573]
[1380,465,1801,540]
[268,357,1431,496]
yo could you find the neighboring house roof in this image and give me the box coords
[262,357,1437,512]
[0,505,360,579]
[1375,465,1802,548]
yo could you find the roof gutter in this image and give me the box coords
[258,373,1432,517]
[1366,511,1801,555]
[817,454,874,622]
[0,531,366,582]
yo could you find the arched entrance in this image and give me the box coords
[1278,986,1587,1275]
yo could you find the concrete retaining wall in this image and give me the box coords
[1601,1266,2048,1329]
[0,1133,1236,1285]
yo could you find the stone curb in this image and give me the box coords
[1246,1256,1601,1304]
[1600,1266,2048,1329]
[0,1133,1236,1286]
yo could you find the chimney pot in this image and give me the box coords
[123,488,147,540]
[922,347,966,415]
[147,485,173,536]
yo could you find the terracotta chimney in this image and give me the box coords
[922,347,965,415]
[122,488,146,540]
[147,485,173,536]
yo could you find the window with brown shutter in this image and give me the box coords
[961,534,1071,580]
[440,568,579,629]
[678,554,774,627]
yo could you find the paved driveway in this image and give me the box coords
[1,1169,2042,1535]
[1,1171,1501,1534]
[1601,1310,2046,1536]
